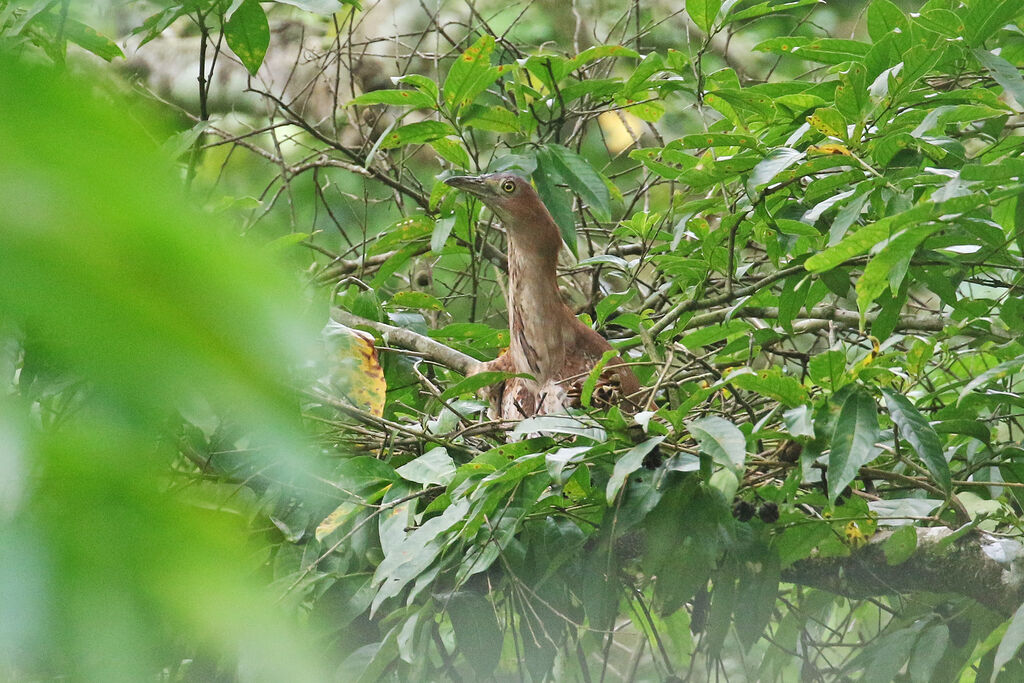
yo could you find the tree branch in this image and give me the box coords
[782,527,1024,616]
[332,309,482,376]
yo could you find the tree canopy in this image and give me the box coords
[5,0,1024,680]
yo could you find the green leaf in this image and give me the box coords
[754,37,872,65]
[974,49,1024,109]
[959,354,1024,404]
[867,0,908,43]
[532,153,578,255]
[446,591,503,678]
[542,144,611,222]
[827,388,880,504]
[687,0,723,33]
[388,291,444,310]
[275,0,352,13]
[808,350,848,392]
[882,389,950,493]
[993,601,1024,682]
[439,370,530,401]
[596,289,635,325]
[512,415,606,442]
[805,205,931,272]
[963,0,1023,48]
[443,35,506,113]
[431,138,470,169]
[856,224,940,325]
[882,525,918,566]
[347,89,436,109]
[378,120,457,149]
[606,436,665,503]
[748,147,804,191]
[461,104,521,132]
[581,350,618,409]
[727,367,808,407]
[686,416,746,470]
[726,0,822,24]
[396,447,456,486]
[224,0,269,76]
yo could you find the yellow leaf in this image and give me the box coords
[315,501,359,542]
[323,320,387,417]
[807,143,852,156]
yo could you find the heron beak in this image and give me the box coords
[443,175,492,199]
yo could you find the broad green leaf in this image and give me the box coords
[726,0,821,24]
[882,388,950,493]
[783,405,815,438]
[31,12,125,61]
[275,0,351,13]
[808,350,848,392]
[347,89,436,109]
[623,52,665,95]
[542,144,611,221]
[581,350,618,408]
[992,601,1024,682]
[687,0,723,33]
[748,147,803,191]
[378,120,456,149]
[512,415,607,442]
[596,289,635,325]
[388,291,444,311]
[856,224,940,325]
[963,0,1023,48]
[461,104,521,132]
[394,73,439,100]
[533,153,578,254]
[439,370,530,401]
[431,137,470,168]
[443,35,506,113]
[567,44,640,71]
[754,37,871,65]
[959,354,1024,403]
[727,367,808,407]
[396,447,456,486]
[910,626,949,683]
[827,388,880,504]
[446,591,503,678]
[805,205,931,272]
[974,48,1024,108]
[606,436,665,503]
[867,0,908,43]
[224,0,269,76]
[686,416,746,470]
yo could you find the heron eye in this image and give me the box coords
[500,179,516,193]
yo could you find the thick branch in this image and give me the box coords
[332,309,481,376]
[783,527,1024,616]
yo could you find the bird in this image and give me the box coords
[444,172,642,420]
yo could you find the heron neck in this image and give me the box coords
[506,236,570,382]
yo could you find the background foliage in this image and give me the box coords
[6,0,1024,680]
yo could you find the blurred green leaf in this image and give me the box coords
[827,388,880,504]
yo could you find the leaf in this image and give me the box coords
[974,49,1024,109]
[439,370,528,401]
[388,291,444,311]
[867,0,908,43]
[315,501,360,542]
[992,601,1024,682]
[532,154,578,255]
[686,416,746,470]
[443,35,505,113]
[461,104,521,132]
[513,415,607,442]
[542,144,611,221]
[963,0,1023,48]
[396,447,456,486]
[808,350,848,392]
[347,89,436,109]
[725,0,821,24]
[430,215,455,254]
[580,350,618,408]
[322,320,387,417]
[882,525,918,566]
[747,147,803,192]
[805,205,931,272]
[30,12,125,61]
[224,0,269,76]
[856,224,940,325]
[827,388,880,504]
[882,389,950,493]
[727,367,808,407]
[606,436,665,503]
[378,121,457,149]
[687,0,723,33]
[275,0,352,13]
[446,591,503,678]
[959,354,1024,404]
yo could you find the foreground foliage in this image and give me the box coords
[7,0,1024,680]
